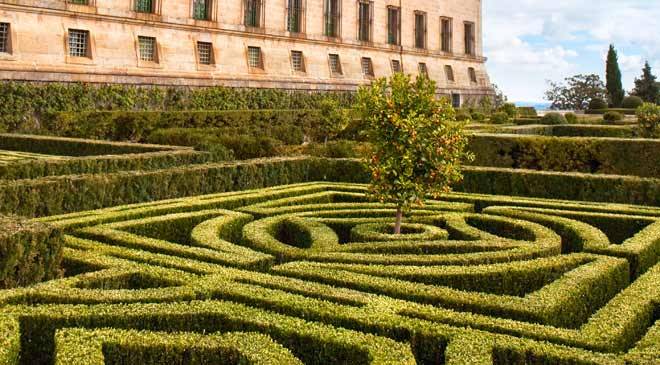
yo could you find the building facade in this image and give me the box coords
[0,0,493,104]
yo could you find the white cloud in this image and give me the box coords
[484,0,660,102]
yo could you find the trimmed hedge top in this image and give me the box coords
[0,182,657,364]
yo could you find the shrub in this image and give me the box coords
[603,111,624,122]
[313,99,351,143]
[0,215,63,288]
[499,103,518,118]
[43,110,316,143]
[455,110,472,122]
[564,112,578,124]
[490,112,511,124]
[302,141,366,159]
[0,81,355,133]
[468,134,660,177]
[540,112,568,125]
[622,96,644,109]
[471,111,486,122]
[588,98,608,110]
[637,102,660,138]
[147,128,279,160]
[517,107,538,118]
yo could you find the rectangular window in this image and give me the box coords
[418,63,428,77]
[244,0,263,27]
[67,0,89,4]
[391,59,401,73]
[324,0,341,38]
[197,41,213,65]
[138,36,157,62]
[387,7,400,45]
[135,0,154,13]
[441,17,452,52]
[464,22,476,56]
[247,46,263,69]
[452,93,461,108]
[414,11,427,49]
[0,23,9,54]
[287,0,304,33]
[193,0,212,20]
[291,50,305,72]
[444,65,455,82]
[468,67,477,83]
[361,57,374,78]
[68,29,89,58]
[357,1,372,42]
[329,54,342,76]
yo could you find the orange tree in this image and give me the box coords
[356,73,473,234]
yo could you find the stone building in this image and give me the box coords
[0,0,493,105]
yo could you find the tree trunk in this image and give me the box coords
[394,207,403,234]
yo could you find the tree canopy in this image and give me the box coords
[545,74,607,110]
[606,45,624,107]
[632,61,659,104]
[356,73,472,234]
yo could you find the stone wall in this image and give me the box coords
[0,0,493,101]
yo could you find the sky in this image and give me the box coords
[483,0,660,103]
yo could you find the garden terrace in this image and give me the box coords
[0,182,658,364]
[0,134,212,180]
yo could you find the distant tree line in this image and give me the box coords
[545,45,659,110]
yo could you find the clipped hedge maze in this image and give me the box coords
[2,182,659,364]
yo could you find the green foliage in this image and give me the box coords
[1,182,658,364]
[540,112,568,125]
[585,108,637,116]
[356,73,472,217]
[498,102,518,118]
[489,112,511,124]
[44,109,315,144]
[636,102,660,138]
[606,45,625,107]
[588,98,608,111]
[455,109,473,122]
[468,134,660,177]
[564,112,578,124]
[470,111,486,122]
[0,215,63,289]
[632,61,659,103]
[516,107,538,118]
[0,82,354,133]
[603,111,624,122]
[545,74,607,110]
[314,99,351,143]
[622,96,644,109]
[300,140,368,159]
[0,134,213,179]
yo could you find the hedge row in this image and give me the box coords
[0,133,179,156]
[0,215,63,289]
[4,157,660,218]
[0,81,354,133]
[42,110,321,143]
[586,108,637,115]
[493,125,638,138]
[468,134,660,178]
[1,182,657,363]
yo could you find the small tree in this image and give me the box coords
[356,73,472,234]
[606,45,625,107]
[632,62,659,103]
[314,98,350,143]
[637,103,660,138]
[545,74,607,110]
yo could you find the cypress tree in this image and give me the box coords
[632,61,659,103]
[605,45,624,107]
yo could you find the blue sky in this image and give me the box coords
[483,0,660,102]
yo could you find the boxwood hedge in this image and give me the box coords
[0,182,656,364]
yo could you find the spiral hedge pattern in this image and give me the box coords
[1,182,659,364]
